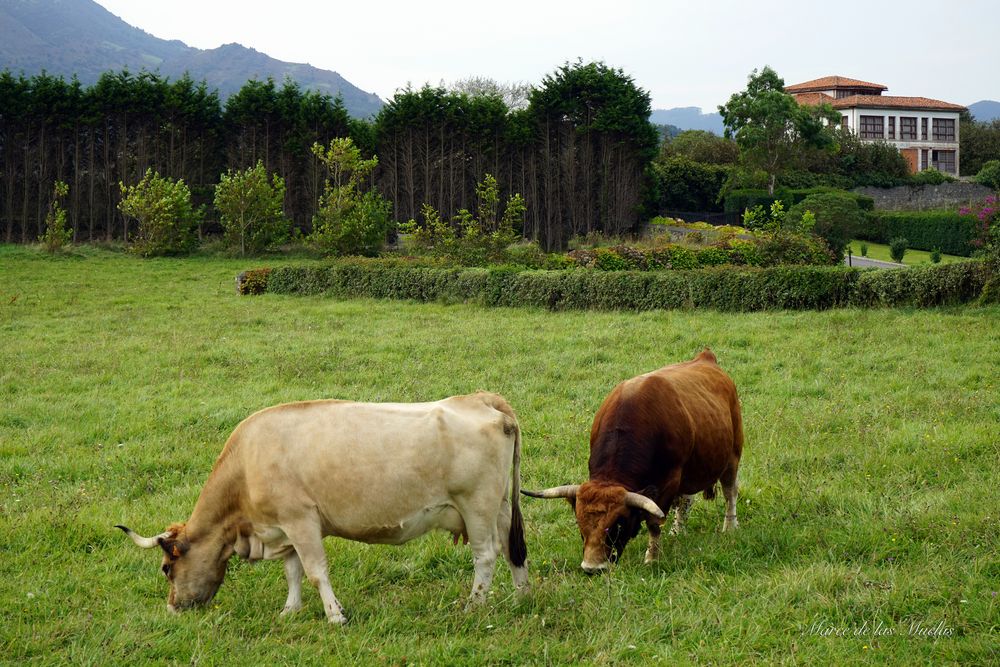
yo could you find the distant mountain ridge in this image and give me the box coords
[969,100,1000,123]
[0,0,383,117]
[649,107,725,135]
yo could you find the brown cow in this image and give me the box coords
[523,348,743,573]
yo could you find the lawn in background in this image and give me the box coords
[1,245,997,664]
[849,240,969,266]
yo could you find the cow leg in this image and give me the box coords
[496,497,529,593]
[463,515,500,608]
[646,470,682,564]
[721,466,740,532]
[670,494,694,536]
[280,551,304,616]
[643,518,662,564]
[285,526,347,625]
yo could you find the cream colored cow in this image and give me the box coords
[118,392,528,624]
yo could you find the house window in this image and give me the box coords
[841,115,849,130]
[921,149,929,170]
[859,115,884,139]
[900,117,917,140]
[921,117,928,140]
[933,150,956,174]
[933,118,955,141]
[888,117,895,140]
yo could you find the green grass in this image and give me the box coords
[2,245,998,665]
[849,240,968,266]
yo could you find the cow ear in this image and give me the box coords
[157,536,174,557]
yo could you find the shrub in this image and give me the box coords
[724,188,789,217]
[251,259,987,311]
[787,187,874,211]
[859,242,868,257]
[118,168,199,257]
[652,156,730,212]
[401,174,524,266]
[910,168,955,185]
[862,211,978,256]
[850,262,987,307]
[756,232,836,266]
[930,248,942,264]
[39,180,71,253]
[959,195,998,251]
[214,161,290,255]
[310,137,393,256]
[236,268,272,295]
[889,237,908,263]
[785,192,867,261]
[975,160,1000,191]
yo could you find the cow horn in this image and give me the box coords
[623,492,665,519]
[521,485,580,499]
[115,525,171,549]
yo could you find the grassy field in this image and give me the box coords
[848,240,968,266]
[1,245,998,665]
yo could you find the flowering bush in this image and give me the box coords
[959,195,997,250]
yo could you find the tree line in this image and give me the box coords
[0,61,657,250]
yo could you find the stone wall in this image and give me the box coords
[853,182,994,211]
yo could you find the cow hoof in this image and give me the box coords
[280,604,302,616]
[643,551,658,565]
[328,613,348,625]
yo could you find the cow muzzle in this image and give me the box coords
[580,560,609,575]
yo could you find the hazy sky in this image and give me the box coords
[93,0,999,110]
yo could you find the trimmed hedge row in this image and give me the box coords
[724,188,875,215]
[250,261,988,311]
[859,211,979,256]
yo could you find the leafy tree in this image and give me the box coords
[652,156,729,212]
[214,161,289,255]
[310,137,393,256]
[975,160,1000,190]
[450,76,533,110]
[785,192,867,261]
[659,130,738,165]
[960,113,1000,176]
[118,168,199,256]
[39,181,71,252]
[719,67,840,195]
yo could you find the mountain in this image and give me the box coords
[0,0,383,117]
[968,100,1000,123]
[649,107,725,135]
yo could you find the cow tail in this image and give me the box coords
[508,419,528,568]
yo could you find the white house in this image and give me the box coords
[786,76,965,175]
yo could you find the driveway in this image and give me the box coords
[845,255,905,269]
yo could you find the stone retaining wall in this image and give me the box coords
[853,182,993,211]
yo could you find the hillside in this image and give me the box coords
[0,0,383,117]
[969,100,1000,123]
[649,106,725,135]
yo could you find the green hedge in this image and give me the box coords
[724,188,874,216]
[254,261,987,311]
[860,211,979,256]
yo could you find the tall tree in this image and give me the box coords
[528,60,659,248]
[719,66,839,195]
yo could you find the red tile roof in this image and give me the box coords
[792,92,835,106]
[830,95,965,112]
[786,76,888,93]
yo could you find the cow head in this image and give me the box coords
[522,481,664,573]
[116,522,233,612]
